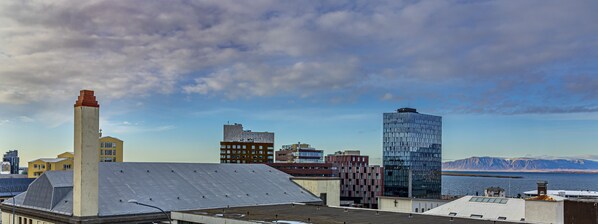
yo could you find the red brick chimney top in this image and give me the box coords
[74,90,99,107]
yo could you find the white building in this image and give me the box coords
[424,196,525,222]
[378,196,448,213]
[524,190,598,199]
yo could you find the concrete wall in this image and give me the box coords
[379,197,412,213]
[525,200,564,224]
[73,106,100,217]
[379,197,447,213]
[172,212,255,224]
[292,178,340,207]
[2,212,55,224]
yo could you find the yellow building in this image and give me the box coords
[99,136,124,162]
[27,136,124,178]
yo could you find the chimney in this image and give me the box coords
[537,181,548,196]
[73,90,100,217]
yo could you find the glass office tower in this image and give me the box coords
[383,108,441,199]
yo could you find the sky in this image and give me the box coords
[0,1,597,166]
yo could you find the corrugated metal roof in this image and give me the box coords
[4,163,321,217]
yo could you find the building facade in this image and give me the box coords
[326,150,384,208]
[268,163,338,177]
[223,123,274,143]
[27,136,124,178]
[383,108,442,199]
[275,143,324,163]
[220,141,274,163]
[3,150,19,174]
[99,136,124,162]
[220,123,275,164]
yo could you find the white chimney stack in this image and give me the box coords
[73,90,100,217]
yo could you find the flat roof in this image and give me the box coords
[176,204,517,224]
[290,177,340,180]
[377,196,452,202]
[524,190,598,197]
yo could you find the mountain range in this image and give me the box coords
[443,156,598,171]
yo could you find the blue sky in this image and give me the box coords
[0,1,597,166]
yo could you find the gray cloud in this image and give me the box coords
[1,0,597,121]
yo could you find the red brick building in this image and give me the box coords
[326,150,384,208]
[267,163,338,177]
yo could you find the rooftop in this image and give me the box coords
[524,190,598,198]
[425,196,525,222]
[29,158,69,163]
[3,163,320,217]
[175,204,516,224]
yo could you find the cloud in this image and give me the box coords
[184,58,360,98]
[100,118,174,134]
[0,0,597,120]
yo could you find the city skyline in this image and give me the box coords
[1,1,597,166]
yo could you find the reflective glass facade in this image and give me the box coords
[383,108,441,199]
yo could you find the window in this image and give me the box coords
[448,212,457,216]
[63,164,71,170]
[498,217,507,220]
[113,150,116,155]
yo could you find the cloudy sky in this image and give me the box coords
[1,0,597,165]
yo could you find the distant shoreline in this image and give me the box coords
[442,169,598,174]
[442,172,522,178]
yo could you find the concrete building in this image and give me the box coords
[383,108,442,199]
[275,142,324,163]
[424,195,525,222]
[223,123,274,143]
[220,123,274,164]
[1,90,320,223]
[27,136,124,178]
[3,150,19,175]
[326,150,384,208]
[171,204,511,224]
[268,162,338,177]
[525,195,566,224]
[291,177,340,207]
[378,196,449,213]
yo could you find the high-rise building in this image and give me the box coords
[383,107,442,199]
[326,150,384,208]
[275,142,324,163]
[220,123,274,163]
[2,150,19,174]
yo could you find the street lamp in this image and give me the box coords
[127,199,172,224]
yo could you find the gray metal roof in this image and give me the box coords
[30,158,69,163]
[4,163,321,217]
